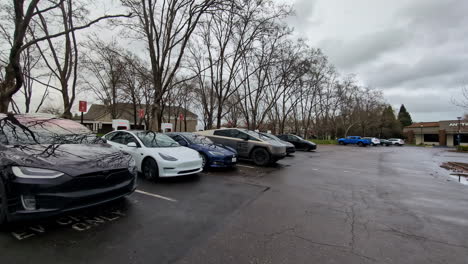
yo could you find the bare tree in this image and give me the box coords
[188,0,291,129]
[32,0,83,118]
[0,0,130,113]
[121,0,221,131]
[82,38,126,119]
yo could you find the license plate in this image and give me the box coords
[232,157,237,162]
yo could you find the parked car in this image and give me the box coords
[260,133,296,155]
[338,136,372,147]
[0,114,137,225]
[104,130,203,180]
[379,139,391,146]
[363,137,381,146]
[276,134,317,151]
[196,128,287,166]
[166,132,237,169]
[388,138,405,146]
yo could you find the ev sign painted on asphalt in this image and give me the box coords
[79,101,87,112]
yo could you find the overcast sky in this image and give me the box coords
[276,0,468,121]
[13,0,467,122]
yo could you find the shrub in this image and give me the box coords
[310,139,337,145]
[457,145,468,152]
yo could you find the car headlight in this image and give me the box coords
[159,153,178,161]
[12,166,64,179]
[208,151,224,156]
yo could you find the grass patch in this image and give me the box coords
[309,139,337,145]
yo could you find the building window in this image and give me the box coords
[423,134,439,142]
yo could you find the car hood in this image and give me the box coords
[152,146,200,160]
[280,140,295,147]
[192,143,236,155]
[0,143,132,176]
[265,139,285,147]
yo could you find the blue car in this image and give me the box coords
[166,132,237,169]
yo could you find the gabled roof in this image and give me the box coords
[75,103,197,122]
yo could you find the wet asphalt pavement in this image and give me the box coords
[1,145,468,264]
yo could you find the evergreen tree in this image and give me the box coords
[397,104,413,127]
[380,105,402,138]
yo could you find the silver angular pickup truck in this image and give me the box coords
[195,128,287,166]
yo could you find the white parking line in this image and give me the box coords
[135,190,178,202]
[237,164,256,169]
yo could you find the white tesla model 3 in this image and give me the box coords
[103,130,203,180]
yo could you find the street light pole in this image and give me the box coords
[457,116,462,146]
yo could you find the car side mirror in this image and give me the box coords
[241,134,249,141]
[127,142,138,148]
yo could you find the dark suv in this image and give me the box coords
[0,114,137,225]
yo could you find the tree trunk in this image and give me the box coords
[0,94,11,113]
[216,107,223,129]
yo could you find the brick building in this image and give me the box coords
[403,120,468,147]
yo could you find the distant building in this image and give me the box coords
[74,103,198,133]
[403,120,468,146]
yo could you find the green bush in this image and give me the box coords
[310,139,337,145]
[457,145,468,152]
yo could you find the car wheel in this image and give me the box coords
[0,177,7,225]
[142,158,159,181]
[357,142,363,147]
[251,148,271,166]
[200,153,208,169]
[339,141,344,145]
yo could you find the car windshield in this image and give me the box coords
[182,133,213,144]
[0,114,102,145]
[242,130,268,140]
[261,133,281,141]
[293,135,304,140]
[136,131,179,147]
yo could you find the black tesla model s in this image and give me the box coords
[0,114,137,225]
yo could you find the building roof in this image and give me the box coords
[405,122,440,128]
[75,103,197,123]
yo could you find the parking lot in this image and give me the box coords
[1,145,468,264]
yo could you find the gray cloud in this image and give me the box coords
[318,28,410,69]
[282,0,468,121]
[366,55,468,89]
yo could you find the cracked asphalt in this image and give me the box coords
[177,146,468,264]
[1,145,468,264]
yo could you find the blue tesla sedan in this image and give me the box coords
[166,132,237,169]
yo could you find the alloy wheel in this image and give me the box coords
[201,154,207,168]
[143,159,158,180]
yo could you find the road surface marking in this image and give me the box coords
[237,164,256,169]
[135,190,177,202]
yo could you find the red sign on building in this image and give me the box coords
[179,113,184,121]
[78,101,87,112]
[138,109,145,118]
